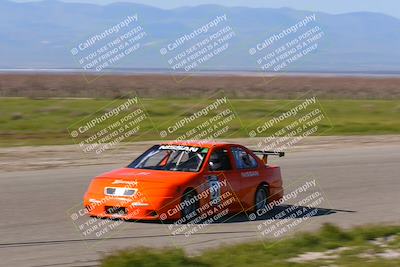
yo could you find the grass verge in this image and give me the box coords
[101,224,400,267]
[0,98,399,146]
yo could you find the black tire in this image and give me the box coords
[254,185,269,213]
[181,189,199,219]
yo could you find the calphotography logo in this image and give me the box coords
[159,14,236,82]
[157,91,244,142]
[249,13,325,84]
[157,173,245,247]
[70,14,147,82]
[67,180,151,248]
[248,93,333,152]
[252,176,334,249]
[67,95,156,156]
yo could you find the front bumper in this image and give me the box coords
[83,195,178,220]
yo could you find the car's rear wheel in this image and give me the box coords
[181,189,198,219]
[254,185,269,213]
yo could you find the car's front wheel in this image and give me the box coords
[181,189,198,220]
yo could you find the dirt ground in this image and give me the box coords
[1,73,400,99]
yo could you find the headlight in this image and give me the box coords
[104,187,137,197]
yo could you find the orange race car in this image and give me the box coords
[83,141,284,221]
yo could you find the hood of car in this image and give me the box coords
[96,167,198,183]
[86,168,198,197]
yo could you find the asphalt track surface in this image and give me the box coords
[1,144,399,267]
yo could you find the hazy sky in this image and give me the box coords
[11,0,400,18]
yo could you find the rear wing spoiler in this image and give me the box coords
[252,150,285,165]
[252,150,285,157]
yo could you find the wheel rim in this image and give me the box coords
[256,188,267,211]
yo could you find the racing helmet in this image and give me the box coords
[209,152,222,171]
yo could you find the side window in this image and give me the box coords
[231,147,258,169]
[209,149,232,171]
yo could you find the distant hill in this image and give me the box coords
[1,0,400,72]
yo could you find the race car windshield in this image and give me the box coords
[127,145,209,172]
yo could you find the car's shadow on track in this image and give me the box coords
[126,204,355,224]
[218,205,355,224]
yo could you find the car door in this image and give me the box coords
[203,146,243,212]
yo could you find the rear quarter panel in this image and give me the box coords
[240,165,283,208]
